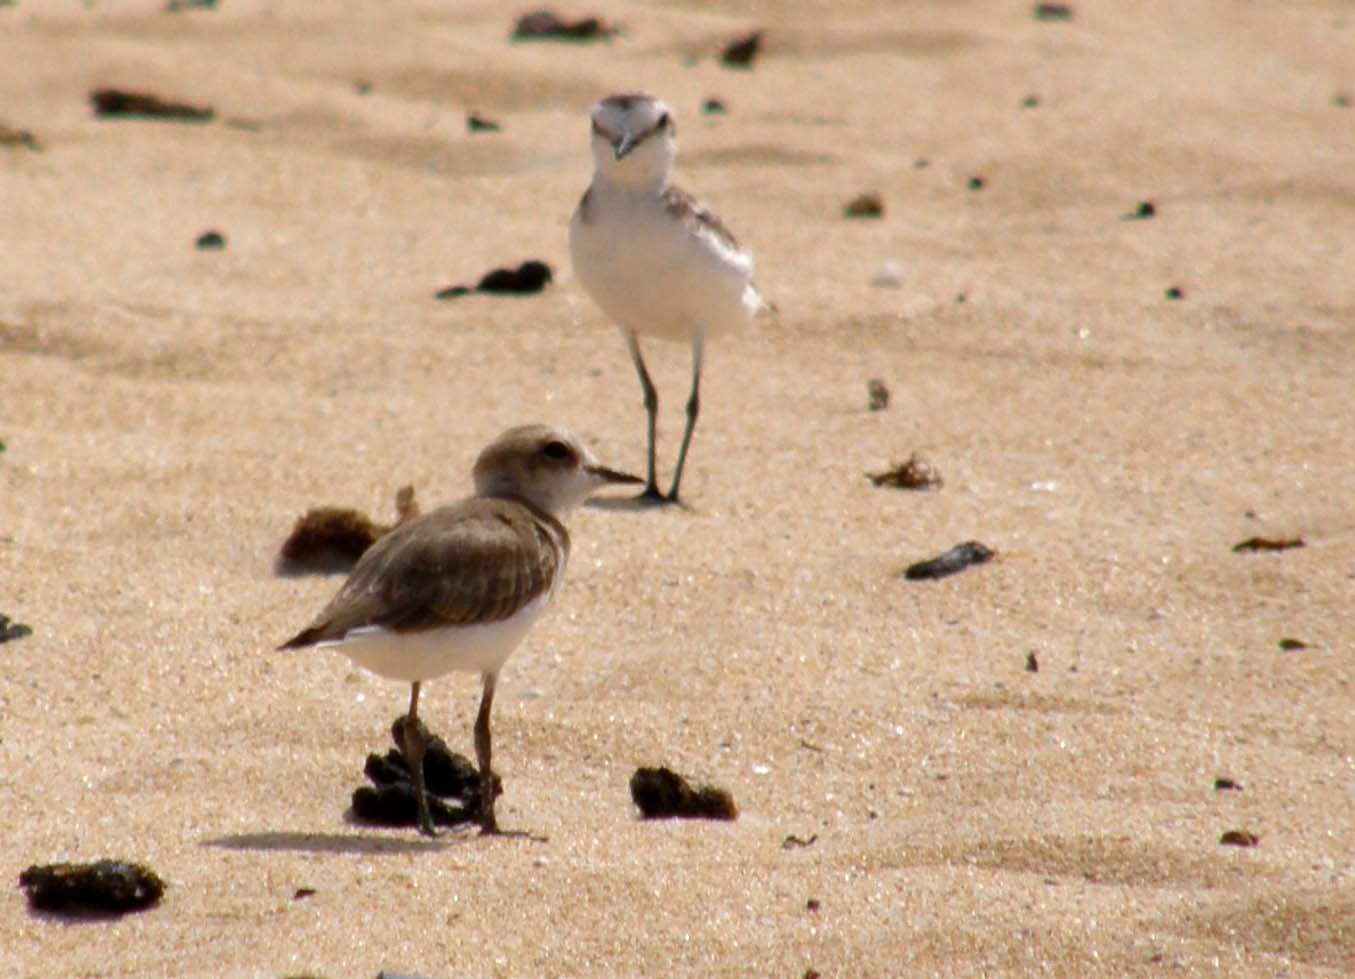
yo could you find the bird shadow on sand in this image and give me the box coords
[202,828,465,856]
[585,495,692,514]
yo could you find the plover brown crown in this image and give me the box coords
[279,424,641,835]
[570,92,766,504]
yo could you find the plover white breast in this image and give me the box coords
[569,92,766,504]
[279,424,641,836]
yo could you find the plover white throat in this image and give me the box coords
[279,425,641,836]
[570,92,766,504]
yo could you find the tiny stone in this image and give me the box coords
[967,176,986,191]
[1165,286,1185,300]
[195,230,226,250]
[720,30,762,68]
[866,378,890,411]
[844,192,884,218]
[1220,829,1260,847]
[1020,94,1040,108]
[1277,637,1308,651]
[1,613,33,643]
[467,113,501,133]
[701,98,727,115]
[1025,651,1039,673]
[1214,777,1242,791]
[806,897,821,912]
[1033,3,1074,21]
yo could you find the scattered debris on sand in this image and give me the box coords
[630,766,738,821]
[276,485,418,575]
[720,31,762,68]
[782,833,818,849]
[1,613,33,643]
[512,10,618,42]
[0,122,41,151]
[868,454,942,490]
[1033,3,1074,21]
[19,860,165,915]
[195,230,226,250]
[90,88,214,122]
[1025,651,1040,673]
[1219,829,1260,847]
[1277,637,1308,651]
[843,192,884,219]
[1232,535,1304,553]
[1214,777,1242,792]
[1165,285,1185,300]
[904,541,995,581]
[350,718,499,829]
[467,113,501,133]
[866,378,890,411]
[1124,200,1156,220]
[436,260,554,299]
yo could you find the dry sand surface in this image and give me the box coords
[3,0,1354,975]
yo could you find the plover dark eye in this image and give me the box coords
[657,112,671,129]
[541,440,574,462]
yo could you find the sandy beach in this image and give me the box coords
[2,0,1353,975]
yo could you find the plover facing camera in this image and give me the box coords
[570,92,767,504]
[279,425,641,836]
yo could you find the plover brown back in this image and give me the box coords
[279,424,641,835]
[570,92,765,504]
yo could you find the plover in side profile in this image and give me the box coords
[570,92,765,504]
[279,425,641,836]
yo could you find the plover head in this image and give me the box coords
[588,92,677,187]
[472,424,641,515]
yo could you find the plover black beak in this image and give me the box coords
[612,132,637,160]
[587,463,644,485]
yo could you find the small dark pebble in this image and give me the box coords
[354,80,374,96]
[1025,651,1039,673]
[512,10,618,42]
[467,113,501,133]
[0,122,42,151]
[90,88,214,122]
[913,158,930,169]
[806,898,821,912]
[1220,829,1260,847]
[955,292,968,303]
[701,98,728,115]
[1033,3,1074,21]
[1165,285,1185,300]
[905,541,995,581]
[195,230,226,250]
[630,766,738,821]
[782,833,818,849]
[438,260,554,299]
[292,887,317,900]
[477,260,553,294]
[276,486,418,575]
[867,453,942,490]
[866,378,890,411]
[1124,201,1156,220]
[166,0,217,9]
[19,860,165,914]
[843,192,884,219]
[1333,92,1352,108]
[1277,637,1308,651]
[720,30,762,68]
[1020,94,1040,108]
[1232,535,1304,553]
[1214,777,1242,792]
[967,175,986,191]
[1,613,33,644]
[804,971,822,979]
[377,972,436,979]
